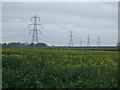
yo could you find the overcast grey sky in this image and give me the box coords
[2,2,118,46]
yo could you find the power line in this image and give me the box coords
[0,36,28,38]
[1,30,28,31]
[28,14,42,44]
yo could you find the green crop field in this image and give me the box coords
[1,49,119,88]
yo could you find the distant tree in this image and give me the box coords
[29,43,34,47]
[0,43,2,48]
[17,42,21,45]
[117,42,120,51]
[22,42,29,46]
[2,43,7,48]
[7,42,21,48]
[52,45,55,47]
[35,43,47,47]
[117,42,120,47]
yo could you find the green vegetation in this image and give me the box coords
[2,49,118,88]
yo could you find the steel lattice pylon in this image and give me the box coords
[28,14,42,44]
[68,31,73,47]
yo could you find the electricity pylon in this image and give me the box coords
[68,31,73,47]
[97,36,101,46]
[28,14,42,44]
[87,35,91,47]
[80,38,82,46]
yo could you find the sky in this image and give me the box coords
[1,2,118,46]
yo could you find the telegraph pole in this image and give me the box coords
[28,14,42,44]
[87,35,91,47]
[68,31,73,47]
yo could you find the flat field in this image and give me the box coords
[2,49,118,88]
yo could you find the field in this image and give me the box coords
[2,49,119,88]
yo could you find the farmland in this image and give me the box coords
[2,49,119,88]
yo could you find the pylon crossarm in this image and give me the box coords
[37,24,42,28]
[30,29,34,31]
[31,17,35,22]
[37,24,42,26]
[29,30,33,35]
[28,24,33,29]
[37,30,41,34]
[36,17,40,21]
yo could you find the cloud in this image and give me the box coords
[2,2,118,45]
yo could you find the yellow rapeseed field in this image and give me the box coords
[2,49,119,88]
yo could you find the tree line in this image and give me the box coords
[1,42,47,48]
